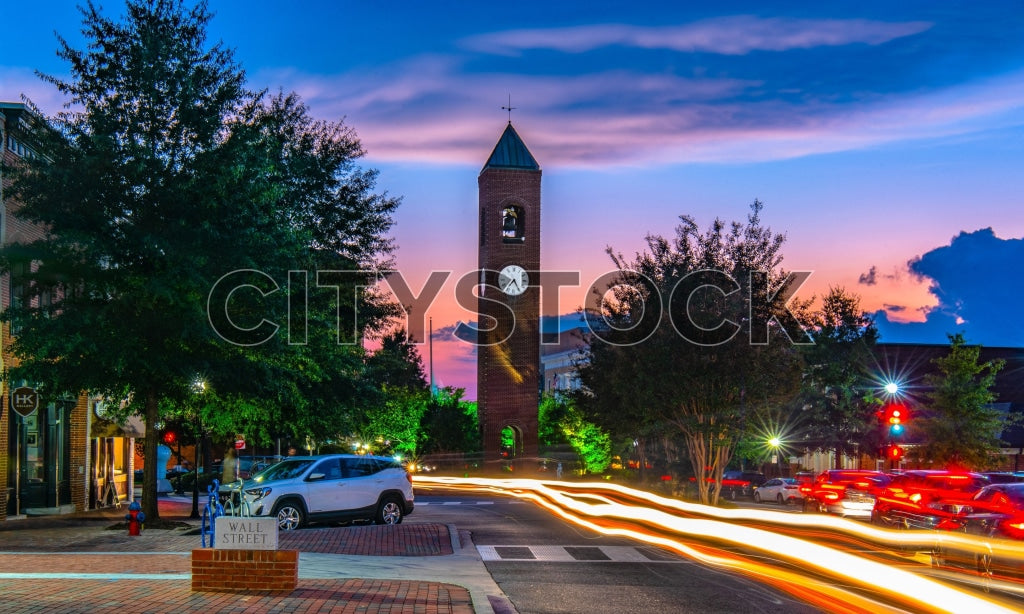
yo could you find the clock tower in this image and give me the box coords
[477,122,541,468]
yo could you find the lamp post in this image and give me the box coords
[189,378,206,520]
[768,437,782,477]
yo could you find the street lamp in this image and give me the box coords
[189,378,206,520]
[767,437,783,477]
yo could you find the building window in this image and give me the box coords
[502,205,525,243]
[10,260,28,335]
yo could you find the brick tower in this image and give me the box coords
[477,122,541,469]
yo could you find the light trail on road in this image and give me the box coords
[415,475,1022,613]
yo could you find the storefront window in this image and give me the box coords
[7,398,74,514]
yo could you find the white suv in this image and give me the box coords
[240,454,414,530]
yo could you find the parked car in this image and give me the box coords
[210,455,284,487]
[933,483,1024,580]
[871,470,990,531]
[238,454,414,530]
[802,470,890,518]
[720,470,767,500]
[981,472,1024,484]
[753,477,802,505]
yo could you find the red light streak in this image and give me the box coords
[415,476,1022,612]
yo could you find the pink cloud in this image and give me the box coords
[461,17,932,56]
[256,61,1024,169]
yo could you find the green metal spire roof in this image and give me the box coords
[482,122,540,171]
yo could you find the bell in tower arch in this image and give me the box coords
[502,205,524,242]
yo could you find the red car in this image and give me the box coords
[933,483,1024,580]
[801,469,890,518]
[871,470,991,531]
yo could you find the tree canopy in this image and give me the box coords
[0,0,399,520]
[914,333,1007,469]
[575,200,806,504]
[794,287,879,467]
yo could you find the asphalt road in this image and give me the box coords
[411,488,824,614]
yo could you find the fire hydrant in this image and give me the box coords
[125,500,145,536]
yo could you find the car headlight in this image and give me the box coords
[245,486,272,500]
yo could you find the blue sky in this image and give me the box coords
[3,1,1023,395]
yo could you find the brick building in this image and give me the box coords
[0,101,133,521]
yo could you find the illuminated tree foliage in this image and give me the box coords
[576,201,805,505]
[540,393,612,474]
[418,388,480,456]
[357,331,430,456]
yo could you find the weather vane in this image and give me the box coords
[501,94,516,123]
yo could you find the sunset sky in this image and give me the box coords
[3,2,1023,398]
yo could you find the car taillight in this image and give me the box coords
[936,518,964,531]
[909,493,922,504]
[824,492,840,501]
[406,472,413,484]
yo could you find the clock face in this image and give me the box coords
[498,265,529,296]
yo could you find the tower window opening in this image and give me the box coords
[502,205,525,243]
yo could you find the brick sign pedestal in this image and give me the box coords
[191,549,297,593]
[192,516,295,593]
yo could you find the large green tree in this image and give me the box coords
[539,393,611,475]
[915,334,1007,469]
[576,200,806,504]
[418,388,480,457]
[357,330,430,456]
[0,1,398,520]
[795,287,879,467]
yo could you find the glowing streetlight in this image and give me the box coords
[767,436,783,477]
[884,382,899,395]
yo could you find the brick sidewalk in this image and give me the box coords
[0,521,454,555]
[0,578,474,613]
[0,499,476,613]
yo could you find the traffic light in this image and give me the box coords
[884,403,909,436]
[887,445,904,461]
[162,428,178,445]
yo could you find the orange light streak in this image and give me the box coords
[416,476,1021,613]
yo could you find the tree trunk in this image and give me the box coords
[142,390,160,522]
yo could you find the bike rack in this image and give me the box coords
[200,479,224,548]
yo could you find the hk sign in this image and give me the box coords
[11,387,40,417]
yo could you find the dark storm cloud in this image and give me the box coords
[875,228,1024,347]
[859,266,878,285]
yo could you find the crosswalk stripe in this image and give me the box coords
[476,545,683,563]
[417,501,498,505]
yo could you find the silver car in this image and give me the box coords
[240,454,414,530]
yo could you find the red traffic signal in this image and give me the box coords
[162,429,177,445]
[887,445,904,461]
[883,403,910,435]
